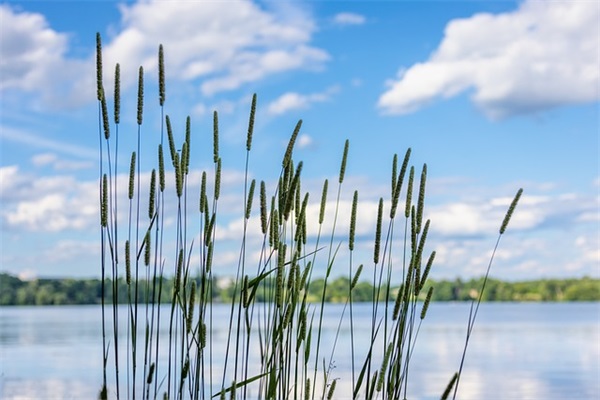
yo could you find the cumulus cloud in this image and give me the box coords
[101,0,329,96]
[378,0,600,119]
[0,5,90,108]
[0,166,98,232]
[333,12,366,26]
[0,4,67,92]
[0,1,329,108]
[267,86,339,115]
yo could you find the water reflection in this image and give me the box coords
[0,303,598,399]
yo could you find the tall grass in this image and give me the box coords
[96,35,522,400]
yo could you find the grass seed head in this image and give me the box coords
[213,111,219,163]
[149,169,156,219]
[158,44,165,106]
[339,139,349,184]
[349,190,358,251]
[128,152,136,200]
[500,188,523,234]
[374,197,383,263]
[114,63,120,124]
[283,119,302,168]
[247,93,256,151]
[158,145,165,192]
[137,66,144,125]
[405,166,414,218]
[101,174,108,227]
[95,33,103,101]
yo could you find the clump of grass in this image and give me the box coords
[96,34,522,400]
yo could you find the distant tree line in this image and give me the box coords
[0,272,598,306]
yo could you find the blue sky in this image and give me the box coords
[1,0,598,280]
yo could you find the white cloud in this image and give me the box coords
[267,86,339,115]
[1,166,98,232]
[297,134,314,149]
[104,0,328,97]
[0,1,329,109]
[333,12,366,26]
[378,0,600,119]
[0,5,90,108]
[0,4,67,92]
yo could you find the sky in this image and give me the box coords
[0,0,598,281]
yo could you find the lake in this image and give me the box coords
[0,302,598,399]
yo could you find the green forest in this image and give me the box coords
[0,273,598,306]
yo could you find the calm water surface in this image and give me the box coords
[0,302,598,399]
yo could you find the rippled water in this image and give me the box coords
[1,302,598,399]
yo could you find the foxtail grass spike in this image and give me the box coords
[158,44,165,106]
[166,116,176,165]
[214,158,221,200]
[245,179,256,219]
[295,179,301,221]
[421,286,434,319]
[327,379,337,400]
[420,251,436,292]
[206,242,213,273]
[283,119,302,168]
[114,63,120,124]
[276,243,286,308]
[187,281,196,333]
[305,379,311,400]
[158,145,165,192]
[441,372,459,400]
[137,66,144,125]
[411,205,417,255]
[147,363,155,385]
[374,197,383,263]
[392,283,403,320]
[144,231,151,266]
[125,240,131,285]
[174,152,182,198]
[398,147,411,194]
[339,139,349,184]
[416,163,427,233]
[391,153,398,198]
[415,219,431,269]
[349,190,358,251]
[500,188,523,234]
[101,174,108,227]
[242,276,249,308]
[260,181,267,234]
[390,155,402,218]
[149,169,156,218]
[200,172,207,213]
[247,94,256,151]
[185,116,191,148]
[128,152,136,200]
[351,264,363,290]
[199,322,206,349]
[99,384,107,400]
[213,111,219,163]
[101,93,110,140]
[175,248,184,294]
[319,179,328,224]
[181,141,189,176]
[284,161,302,220]
[405,166,415,218]
[95,33,103,101]
[377,343,392,392]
